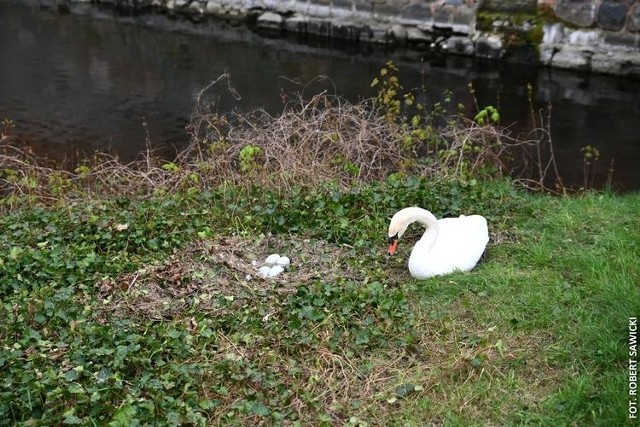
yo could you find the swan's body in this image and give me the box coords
[387,207,489,279]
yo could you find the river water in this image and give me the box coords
[1,1,639,190]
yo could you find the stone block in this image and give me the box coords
[452,8,475,28]
[406,27,431,44]
[566,28,601,45]
[474,34,503,59]
[596,2,628,31]
[188,1,204,14]
[331,0,352,9]
[550,45,592,71]
[257,11,284,31]
[306,18,332,37]
[353,0,373,15]
[104,0,154,10]
[542,22,565,45]
[332,23,361,42]
[389,24,408,42]
[539,45,555,65]
[284,13,308,32]
[628,4,640,32]
[554,0,597,27]
[480,0,537,13]
[433,6,454,23]
[592,49,640,75]
[401,3,433,22]
[359,24,388,43]
[603,31,640,48]
[374,2,403,18]
[445,35,474,55]
[205,0,223,14]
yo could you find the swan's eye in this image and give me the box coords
[387,233,398,244]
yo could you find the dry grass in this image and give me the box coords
[92,232,563,425]
[96,234,357,321]
[0,74,565,210]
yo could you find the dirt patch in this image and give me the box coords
[96,234,359,320]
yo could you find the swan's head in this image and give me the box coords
[387,211,411,256]
[388,207,437,255]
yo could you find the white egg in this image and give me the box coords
[264,254,280,265]
[268,265,284,278]
[276,256,290,267]
[258,266,271,278]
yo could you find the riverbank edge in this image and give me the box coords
[1,168,638,424]
[58,0,640,78]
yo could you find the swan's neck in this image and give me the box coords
[396,207,439,252]
[404,208,439,251]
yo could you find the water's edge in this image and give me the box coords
[2,1,640,190]
[60,0,640,77]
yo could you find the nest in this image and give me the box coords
[96,234,359,321]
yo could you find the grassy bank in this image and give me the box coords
[0,176,638,425]
[1,69,638,424]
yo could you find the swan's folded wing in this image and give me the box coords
[432,215,489,270]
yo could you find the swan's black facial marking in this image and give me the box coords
[387,233,399,255]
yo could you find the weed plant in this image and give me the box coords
[0,68,638,425]
[1,65,567,211]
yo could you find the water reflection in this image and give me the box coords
[0,0,639,189]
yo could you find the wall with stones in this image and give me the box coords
[538,0,640,75]
[81,0,640,76]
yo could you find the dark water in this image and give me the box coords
[1,1,639,190]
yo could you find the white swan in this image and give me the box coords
[387,207,489,279]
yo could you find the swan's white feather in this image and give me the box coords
[390,208,489,279]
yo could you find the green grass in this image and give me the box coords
[0,177,638,425]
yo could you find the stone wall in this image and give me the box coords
[72,0,640,76]
[539,0,640,75]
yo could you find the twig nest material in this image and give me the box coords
[258,254,291,278]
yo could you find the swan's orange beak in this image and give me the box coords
[388,239,398,256]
